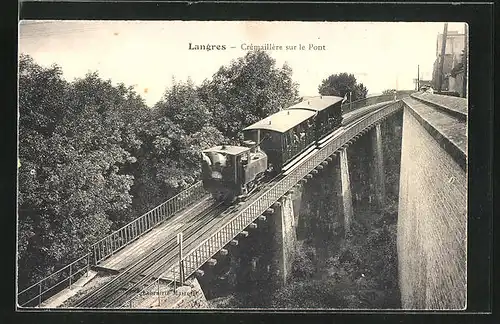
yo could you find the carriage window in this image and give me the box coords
[244,130,258,142]
[208,152,226,167]
[241,154,249,166]
[262,131,274,141]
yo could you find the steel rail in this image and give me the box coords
[18,96,407,308]
[90,181,207,265]
[102,203,231,308]
[119,100,404,308]
[74,200,227,308]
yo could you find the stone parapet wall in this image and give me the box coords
[397,104,467,309]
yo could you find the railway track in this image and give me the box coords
[73,200,229,308]
[104,203,235,308]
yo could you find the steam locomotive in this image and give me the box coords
[201,96,344,200]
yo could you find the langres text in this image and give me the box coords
[188,43,227,51]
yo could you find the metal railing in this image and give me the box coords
[17,181,207,308]
[19,100,405,309]
[17,254,91,307]
[341,94,394,114]
[341,92,413,115]
[180,100,405,281]
[90,181,206,265]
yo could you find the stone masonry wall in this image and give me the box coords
[397,106,466,309]
[273,194,298,285]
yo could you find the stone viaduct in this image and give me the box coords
[197,93,467,310]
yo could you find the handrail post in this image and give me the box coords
[69,263,72,289]
[19,181,209,305]
[22,104,402,307]
[38,283,42,307]
[177,233,184,285]
[157,277,161,306]
[87,250,90,277]
[173,267,177,293]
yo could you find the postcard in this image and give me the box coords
[17,20,468,311]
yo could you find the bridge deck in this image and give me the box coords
[89,100,399,287]
[96,183,276,274]
[97,196,213,272]
[95,103,395,275]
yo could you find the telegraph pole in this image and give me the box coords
[395,75,398,100]
[177,232,184,285]
[462,23,468,97]
[349,91,352,111]
[438,23,449,92]
[417,65,420,90]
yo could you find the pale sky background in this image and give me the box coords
[19,21,466,107]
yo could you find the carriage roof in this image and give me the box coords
[203,145,250,156]
[288,95,343,112]
[243,109,316,133]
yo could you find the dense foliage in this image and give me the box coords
[318,73,368,101]
[270,217,400,309]
[17,50,299,291]
[18,55,145,285]
[269,123,403,309]
[198,51,299,140]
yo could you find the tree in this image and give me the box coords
[155,78,211,135]
[133,78,228,211]
[18,56,147,288]
[140,116,225,197]
[291,241,317,280]
[271,280,348,308]
[382,89,397,95]
[198,50,299,139]
[18,54,230,293]
[318,73,368,101]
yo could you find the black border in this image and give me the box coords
[5,1,495,324]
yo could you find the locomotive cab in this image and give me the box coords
[201,144,268,201]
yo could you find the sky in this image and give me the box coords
[19,21,466,107]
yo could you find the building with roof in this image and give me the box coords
[431,30,466,92]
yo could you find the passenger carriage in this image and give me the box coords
[241,95,343,173]
[287,95,343,140]
[242,108,317,173]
